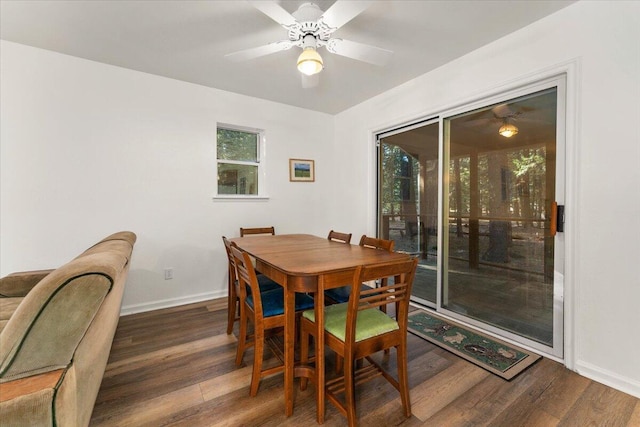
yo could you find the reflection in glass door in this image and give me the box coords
[442,85,563,355]
[378,120,439,306]
[377,79,564,357]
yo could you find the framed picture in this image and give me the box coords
[289,159,315,182]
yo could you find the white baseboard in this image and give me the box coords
[575,360,640,399]
[120,290,226,316]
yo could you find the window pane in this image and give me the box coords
[217,128,258,162]
[217,163,258,195]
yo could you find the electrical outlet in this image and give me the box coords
[164,268,173,280]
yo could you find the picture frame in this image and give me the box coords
[289,158,315,182]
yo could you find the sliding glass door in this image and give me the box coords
[378,77,565,357]
[378,119,439,306]
[442,82,564,357]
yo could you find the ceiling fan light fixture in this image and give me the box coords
[297,47,323,76]
[499,122,519,138]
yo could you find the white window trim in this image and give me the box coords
[213,123,269,200]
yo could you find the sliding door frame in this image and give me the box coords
[437,75,566,359]
[373,60,578,363]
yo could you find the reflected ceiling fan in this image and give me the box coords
[463,104,541,138]
[225,1,393,88]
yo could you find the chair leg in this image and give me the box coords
[235,304,247,366]
[396,343,412,417]
[335,355,363,373]
[226,284,236,335]
[300,320,310,391]
[250,331,264,397]
[344,354,357,427]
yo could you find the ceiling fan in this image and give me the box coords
[462,104,542,138]
[225,1,393,88]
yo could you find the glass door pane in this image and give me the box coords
[442,88,558,346]
[378,121,439,306]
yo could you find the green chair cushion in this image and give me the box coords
[302,303,398,342]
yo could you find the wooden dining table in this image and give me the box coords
[230,234,411,423]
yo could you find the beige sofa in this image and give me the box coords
[0,231,136,427]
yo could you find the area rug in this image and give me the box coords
[407,309,541,380]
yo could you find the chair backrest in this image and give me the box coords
[359,235,395,252]
[346,257,418,343]
[222,236,238,285]
[327,230,352,244]
[230,245,264,319]
[240,227,275,237]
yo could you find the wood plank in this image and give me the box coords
[480,359,568,426]
[410,360,490,421]
[89,298,640,426]
[199,366,253,401]
[422,359,539,426]
[521,409,560,427]
[520,360,591,420]
[91,384,203,427]
[104,335,236,378]
[628,400,640,427]
[560,381,638,426]
[0,369,64,402]
[357,350,451,426]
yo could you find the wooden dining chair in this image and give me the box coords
[324,235,395,304]
[299,257,418,426]
[222,236,279,335]
[240,226,275,237]
[327,230,352,244]
[231,245,315,396]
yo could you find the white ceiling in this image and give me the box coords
[0,0,574,114]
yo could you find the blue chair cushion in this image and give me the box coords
[246,288,315,318]
[325,283,375,303]
[257,274,280,292]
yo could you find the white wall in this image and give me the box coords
[333,1,640,398]
[2,0,639,399]
[0,40,337,313]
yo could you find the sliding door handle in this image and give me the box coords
[557,204,565,232]
[550,202,558,237]
[550,202,565,237]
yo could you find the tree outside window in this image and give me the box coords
[216,126,264,196]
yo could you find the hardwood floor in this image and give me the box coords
[91,299,640,426]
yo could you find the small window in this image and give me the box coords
[216,125,265,197]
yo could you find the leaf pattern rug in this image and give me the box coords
[408,310,541,380]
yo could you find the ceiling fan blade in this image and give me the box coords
[225,41,293,62]
[322,1,372,30]
[491,104,516,118]
[249,1,297,27]
[327,39,393,66]
[301,73,320,89]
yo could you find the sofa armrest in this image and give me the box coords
[0,254,124,382]
[0,369,64,403]
[0,270,55,297]
[0,369,64,426]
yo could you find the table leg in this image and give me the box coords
[315,277,325,424]
[285,286,295,416]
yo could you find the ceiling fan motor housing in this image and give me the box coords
[288,3,334,49]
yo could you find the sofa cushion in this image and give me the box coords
[0,270,53,298]
[0,298,24,334]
